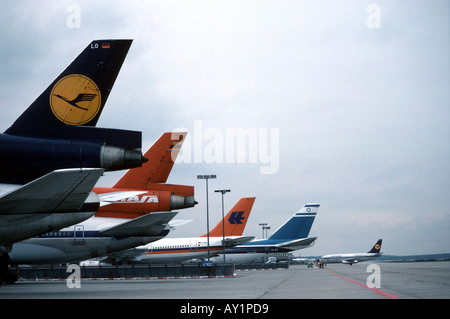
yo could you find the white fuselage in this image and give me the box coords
[210,238,316,265]
[212,251,292,265]
[319,252,381,264]
[8,216,165,264]
[125,237,241,264]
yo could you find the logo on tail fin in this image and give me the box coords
[228,211,245,224]
[49,74,101,125]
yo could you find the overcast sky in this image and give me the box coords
[1,1,449,255]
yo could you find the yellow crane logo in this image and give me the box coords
[49,74,101,125]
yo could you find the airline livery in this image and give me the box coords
[0,39,148,284]
[1,38,329,292]
[94,132,196,218]
[319,239,383,265]
[0,39,146,185]
[211,203,320,264]
[7,133,195,267]
[92,197,256,265]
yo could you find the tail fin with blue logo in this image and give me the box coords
[269,203,319,240]
[0,40,147,185]
[367,239,383,254]
[5,39,132,137]
[201,197,256,237]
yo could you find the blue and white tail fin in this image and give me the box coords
[269,203,319,240]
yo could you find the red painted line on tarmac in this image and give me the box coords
[324,268,399,299]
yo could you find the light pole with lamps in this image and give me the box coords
[264,225,271,238]
[215,189,230,262]
[197,175,216,263]
[258,223,267,239]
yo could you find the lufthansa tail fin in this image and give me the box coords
[268,203,319,240]
[5,39,132,137]
[367,239,383,253]
[113,132,187,189]
[201,197,256,237]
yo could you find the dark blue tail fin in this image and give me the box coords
[368,239,383,253]
[269,203,319,240]
[5,39,132,137]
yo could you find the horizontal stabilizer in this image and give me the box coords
[100,211,178,237]
[0,168,103,214]
[223,236,255,248]
[276,237,317,249]
[167,219,194,230]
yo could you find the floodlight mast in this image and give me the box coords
[197,175,216,261]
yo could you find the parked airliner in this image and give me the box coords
[7,133,194,267]
[211,203,320,264]
[93,197,256,265]
[318,239,383,265]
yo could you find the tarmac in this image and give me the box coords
[1,261,449,300]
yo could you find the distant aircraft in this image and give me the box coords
[94,197,256,265]
[318,239,383,265]
[0,39,146,185]
[7,133,195,266]
[211,203,320,264]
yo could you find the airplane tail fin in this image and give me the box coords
[113,132,187,189]
[5,39,132,137]
[367,239,383,253]
[201,197,256,237]
[268,203,319,240]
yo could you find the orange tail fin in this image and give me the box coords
[113,132,186,189]
[201,197,256,237]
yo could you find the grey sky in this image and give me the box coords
[1,1,449,255]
